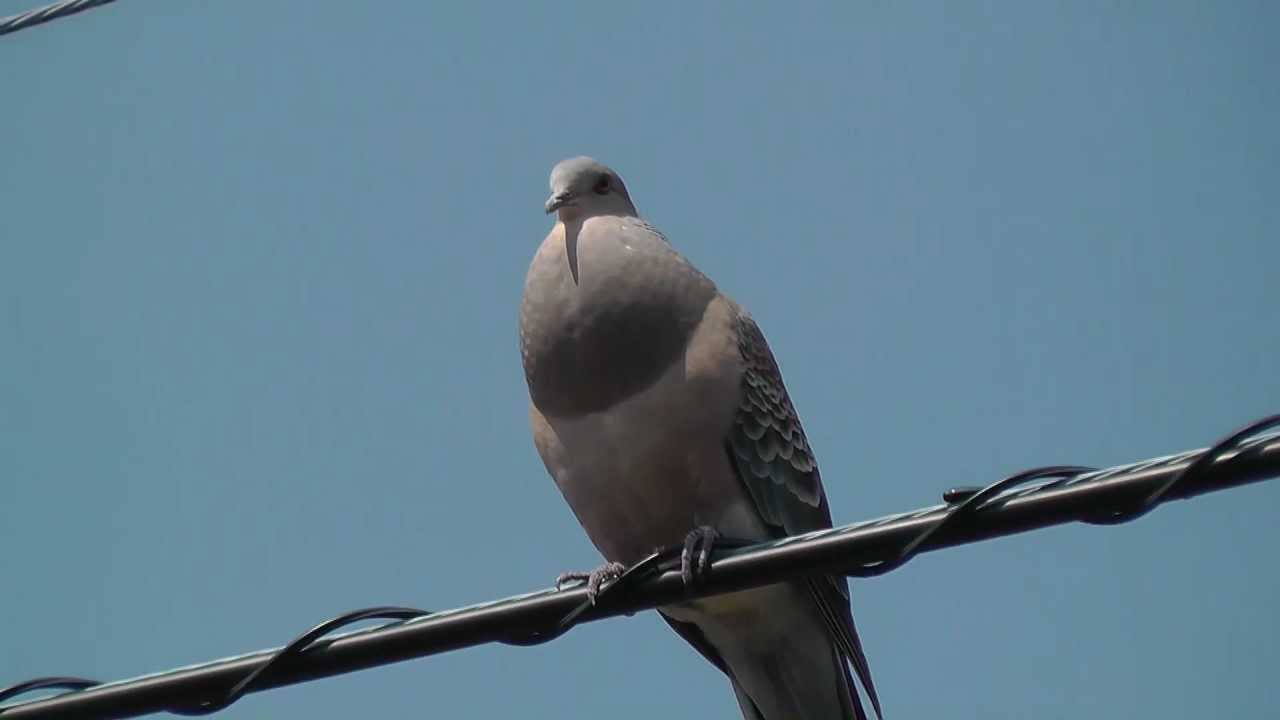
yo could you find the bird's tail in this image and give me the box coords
[729,678,766,720]
[807,577,883,720]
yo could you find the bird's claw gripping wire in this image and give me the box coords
[556,561,627,605]
[679,526,720,587]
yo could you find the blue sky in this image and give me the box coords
[2,1,1277,718]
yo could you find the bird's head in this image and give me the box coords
[545,156,638,221]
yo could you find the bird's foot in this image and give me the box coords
[556,561,627,605]
[680,525,720,587]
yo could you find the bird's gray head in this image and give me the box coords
[544,156,638,220]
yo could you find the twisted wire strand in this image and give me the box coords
[0,0,117,37]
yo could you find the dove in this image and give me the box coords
[519,156,881,720]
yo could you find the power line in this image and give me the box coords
[0,0,116,37]
[2,414,1277,719]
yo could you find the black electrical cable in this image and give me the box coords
[2,414,1277,718]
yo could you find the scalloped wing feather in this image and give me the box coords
[726,306,883,720]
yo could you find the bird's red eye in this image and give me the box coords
[593,175,610,194]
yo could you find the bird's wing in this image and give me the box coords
[725,307,883,720]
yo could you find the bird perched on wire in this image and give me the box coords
[519,156,882,720]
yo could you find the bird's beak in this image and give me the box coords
[545,191,574,214]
